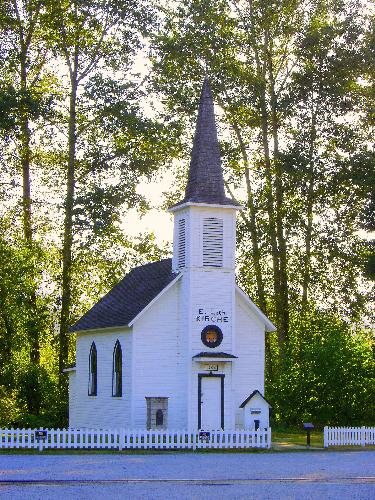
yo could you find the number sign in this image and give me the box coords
[35,430,48,440]
[199,431,211,442]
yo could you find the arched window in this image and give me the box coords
[88,342,97,396]
[156,409,163,426]
[112,340,122,397]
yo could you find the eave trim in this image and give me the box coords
[239,389,272,408]
[236,286,276,332]
[128,273,182,326]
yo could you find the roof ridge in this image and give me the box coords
[130,257,172,272]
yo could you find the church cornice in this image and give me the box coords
[168,201,243,213]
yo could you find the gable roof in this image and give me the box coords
[69,258,179,333]
[170,78,240,209]
[239,390,272,408]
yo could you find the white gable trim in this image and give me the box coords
[235,286,276,332]
[128,273,182,326]
[69,325,131,336]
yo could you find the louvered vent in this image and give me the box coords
[178,219,186,268]
[203,218,223,267]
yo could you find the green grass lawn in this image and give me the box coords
[272,429,324,448]
[272,428,375,451]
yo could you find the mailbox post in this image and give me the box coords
[303,423,314,447]
[35,429,48,452]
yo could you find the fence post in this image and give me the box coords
[39,428,44,452]
[361,426,366,447]
[323,427,328,448]
[119,429,124,451]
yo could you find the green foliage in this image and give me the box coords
[268,306,375,427]
[0,0,373,430]
[0,230,65,427]
[0,387,22,427]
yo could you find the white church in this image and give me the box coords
[66,79,275,431]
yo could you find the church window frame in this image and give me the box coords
[112,340,122,397]
[88,342,97,396]
[201,325,223,348]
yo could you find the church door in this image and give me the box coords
[198,375,224,430]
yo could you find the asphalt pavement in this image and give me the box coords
[0,450,374,499]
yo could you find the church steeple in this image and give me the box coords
[170,78,242,274]
[171,78,240,209]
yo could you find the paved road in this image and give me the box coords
[0,450,374,499]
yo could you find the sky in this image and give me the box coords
[122,169,175,243]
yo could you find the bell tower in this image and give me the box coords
[169,79,243,430]
[170,78,242,274]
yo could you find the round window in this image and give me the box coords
[201,325,223,348]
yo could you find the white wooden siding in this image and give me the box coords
[189,269,235,354]
[242,393,270,430]
[173,206,236,271]
[132,280,188,429]
[234,291,266,428]
[70,329,132,428]
[68,372,77,424]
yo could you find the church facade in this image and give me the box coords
[66,79,275,431]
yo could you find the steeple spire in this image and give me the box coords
[171,78,240,208]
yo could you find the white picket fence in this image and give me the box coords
[0,428,271,451]
[324,426,375,447]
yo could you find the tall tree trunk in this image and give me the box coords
[59,53,78,383]
[217,91,273,373]
[302,93,317,306]
[257,70,284,355]
[216,95,267,310]
[221,114,274,377]
[218,96,274,376]
[302,176,314,306]
[20,40,40,366]
[264,29,289,348]
[230,122,267,312]
[247,2,283,335]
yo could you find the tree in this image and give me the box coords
[0,1,57,372]
[150,0,374,368]
[47,0,182,381]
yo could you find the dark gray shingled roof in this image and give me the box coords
[69,258,179,333]
[239,390,272,408]
[193,352,238,358]
[171,78,240,208]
